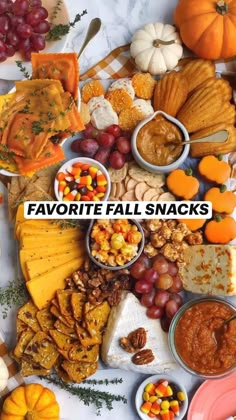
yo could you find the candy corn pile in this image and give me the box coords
[56,161,108,202]
[140,379,186,419]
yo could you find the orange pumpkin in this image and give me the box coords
[205,215,236,244]
[178,218,206,231]
[198,155,231,184]
[174,0,236,59]
[1,383,60,420]
[204,186,236,214]
[166,168,200,200]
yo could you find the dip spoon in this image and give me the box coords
[168,129,229,147]
[213,312,236,346]
[78,18,102,58]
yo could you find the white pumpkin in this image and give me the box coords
[130,23,183,75]
[0,356,9,391]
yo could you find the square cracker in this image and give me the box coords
[17,301,41,333]
[24,331,59,369]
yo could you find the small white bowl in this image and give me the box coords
[54,157,111,201]
[135,374,188,420]
[131,110,190,174]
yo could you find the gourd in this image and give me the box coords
[130,23,183,75]
[174,0,236,60]
[166,169,200,200]
[0,357,9,392]
[1,383,60,420]
[204,186,236,214]
[198,155,231,184]
[205,215,236,244]
[178,218,206,231]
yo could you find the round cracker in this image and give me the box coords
[158,192,176,201]
[143,188,159,201]
[122,190,136,201]
[135,182,150,201]
[108,163,128,183]
[151,194,161,201]
[115,182,126,199]
[80,102,91,125]
[110,183,117,198]
[109,196,119,201]
[128,166,149,182]
[124,175,131,189]
[127,178,139,190]
[146,173,165,188]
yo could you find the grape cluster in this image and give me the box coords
[0,0,50,62]
[71,124,132,169]
[130,253,183,332]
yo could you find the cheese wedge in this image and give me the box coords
[25,248,86,281]
[26,257,84,309]
[101,292,176,374]
[179,245,236,295]
[20,236,83,249]
[15,222,77,239]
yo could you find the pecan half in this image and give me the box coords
[128,328,147,350]
[119,337,136,353]
[132,349,155,365]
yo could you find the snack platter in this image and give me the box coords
[1,0,236,419]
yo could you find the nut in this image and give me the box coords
[128,328,147,350]
[132,349,155,365]
[119,337,136,353]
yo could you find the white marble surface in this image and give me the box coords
[0,0,215,418]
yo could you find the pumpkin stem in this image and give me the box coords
[216,1,229,15]
[153,39,176,48]
[26,412,34,420]
[215,214,222,222]
[185,168,193,176]
[217,154,223,161]
[220,184,227,193]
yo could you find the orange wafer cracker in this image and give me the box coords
[132,73,156,99]
[119,107,145,131]
[81,80,105,103]
[106,88,133,114]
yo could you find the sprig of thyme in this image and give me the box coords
[50,219,86,229]
[40,375,127,416]
[83,378,123,386]
[46,9,87,41]
[15,61,31,79]
[50,0,63,22]
[0,279,29,319]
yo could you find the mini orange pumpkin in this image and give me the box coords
[205,215,236,244]
[198,155,231,184]
[1,383,60,420]
[166,168,200,200]
[174,0,236,60]
[178,218,206,231]
[204,186,236,214]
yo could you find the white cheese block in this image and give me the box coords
[91,103,119,130]
[132,99,154,117]
[88,95,105,113]
[108,79,135,99]
[101,292,176,374]
[180,245,236,295]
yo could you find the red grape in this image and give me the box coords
[94,148,111,165]
[136,253,151,268]
[36,6,48,19]
[18,37,31,51]
[152,257,169,274]
[17,23,32,38]
[116,136,131,154]
[140,290,155,308]
[71,139,82,153]
[135,280,153,294]
[155,273,173,290]
[0,39,6,53]
[165,299,179,319]
[30,33,45,50]
[161,316,172,332]
[130,261,146,279]
[109,150,126,169]
[154,290,170,308]
[79,139,99,157]
[168,275,183,293]
[83,124,95,138]
[106,124,121,138]
[0,50,7,62]
[97,132,115,148]
[0,0,10,13]
[169,293,183,307]
[143,268,159,284]
[23,48,32,60]
[12,0,29,15]
[7,31,20,46]
[168,262,178,276]
[5,44,15,56]
[26,8,43,25]
[33,20,50,34]
[9,15,24,27]
[0,15,9,35]
[30,0,42,8]
[147,305,163,319]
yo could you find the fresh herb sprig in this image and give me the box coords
[83,378,124,386]
[15,61,31,79]
[50,219,86,229]
[46,9,88,41]
[0,279,29,319]
[40,375,127,416]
